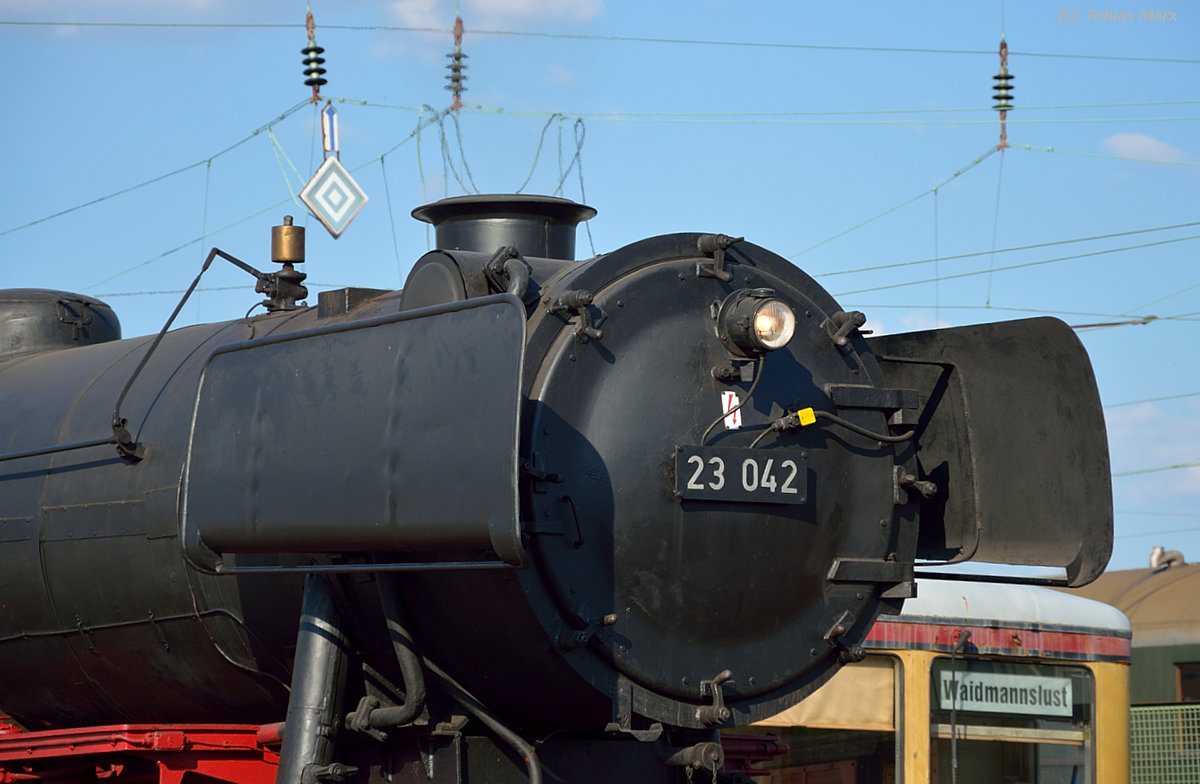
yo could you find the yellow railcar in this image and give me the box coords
[732,580,1131,784]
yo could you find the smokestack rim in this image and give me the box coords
[411,193,597,228]
[411,194,597,260]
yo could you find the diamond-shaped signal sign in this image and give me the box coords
[300,156,368,238]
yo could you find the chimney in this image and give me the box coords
[411,194,596,261]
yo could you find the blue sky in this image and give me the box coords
[2,0,1197,573]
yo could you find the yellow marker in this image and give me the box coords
[797,407,817,426]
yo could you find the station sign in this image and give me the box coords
[936,670,1073,717]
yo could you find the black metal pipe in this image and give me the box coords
[424,657,542,784]
[0,436,116,463]
[503,257,530,301]
[912,570,1070,587]
[366,573,427,729]
[275,575,350,784]
[656,739,725,771]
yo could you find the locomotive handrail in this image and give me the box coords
[110,246,234,461]
[0,435,117,463]
[201,560,516,576]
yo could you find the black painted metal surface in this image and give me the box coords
[869,318,1113,586]
[0,316,306,729]
[411,194,595,261]
[182,296,527,572]
[0,195,1114,763]
[398,233,914,731]
[0,288,121,358]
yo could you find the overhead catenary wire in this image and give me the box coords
[7,100,1195,245]
[1106,391,1200,408]
[379,156,404,282]
[330,96,1200,117]
[0,99,311,239]
[321,98,1200,127]
[1115,526,1200,540]
[1119,279,1200,315]
[850,303,1197,326]
[791,145,1000,259]
[67,95,1196,296]
[816,219,1200,278]
[1113,460,1200,477]
[831,233,1200,297]
[81,102,445,290]
[5,20,1200,65]
[816,220,1200,278]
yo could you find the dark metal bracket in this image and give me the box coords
[605,675,665,741]
[56,299,93,340]
[547,289,603,343]
[824,611,866,663]
[828,557,916,600]
[696,670,733,726]
[696,234,742,282]
[823,310,867,348]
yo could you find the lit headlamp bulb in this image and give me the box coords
[717,288,797,357]
[752,300,796,350]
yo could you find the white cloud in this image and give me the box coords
[388,0,602,28]
[389,0,445,29]
[1101,133,1188,163]
[1106,402,1200,501]
[466,0,602,24]
[862,316,887,337]
[0,0,234,17]
[898,311,952,332]
[544,64,576,85]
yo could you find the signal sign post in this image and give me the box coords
[300,156,368,238]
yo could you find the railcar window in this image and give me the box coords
[1177,662,1200,702]
[930,658,1094,784]
[742,655,900,782]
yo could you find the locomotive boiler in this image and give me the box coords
[0,195,1112,784]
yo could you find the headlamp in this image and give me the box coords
[717,288,797,358]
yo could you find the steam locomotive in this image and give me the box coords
[0,195,1112,784]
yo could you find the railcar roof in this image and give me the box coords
[1054,562,1200,647]
[880,579,1131,637]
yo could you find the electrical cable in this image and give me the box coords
[832,233,1200,297]
[265,126,308,211]
[749,409,914,448]
[933,187,940,320]
[7,21,1200,65]
[700,358,764,444]
[1113,460,1200,477]
[1106,391,1200,408]
[985,149,1006,306]
[0,99,310,240]
[570,119,596,256]
[330,96,1200,118]
[447,111,479,192]
[380,156,404,283]
[517,114,562,193]
[816,220,1200,277]
[1119,279,1200,316]
[1115,526,1200,540]
[790,145,999,259]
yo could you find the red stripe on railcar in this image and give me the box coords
[865,621,1131,661]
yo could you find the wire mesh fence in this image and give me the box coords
[1131,704,1200,784]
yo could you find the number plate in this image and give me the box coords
[675,446,808,505]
